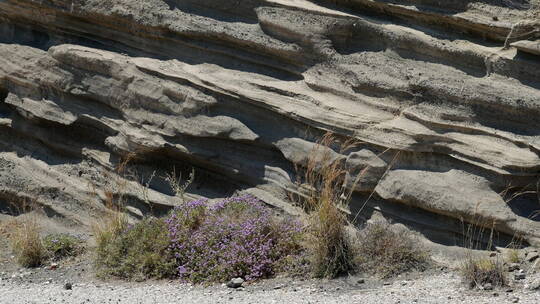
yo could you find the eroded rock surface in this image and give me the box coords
[0,0,539,248]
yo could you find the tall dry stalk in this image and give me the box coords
[293,132,358,278]
[91,154,134,255]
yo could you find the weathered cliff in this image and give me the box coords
[0,0,539,249]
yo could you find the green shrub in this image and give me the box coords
[94,217,176,281]
[356,222,429,278]
[43,233,83,260]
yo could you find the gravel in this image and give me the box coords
[1,273,539,304]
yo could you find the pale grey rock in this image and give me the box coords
[0,0,538,252]
[511,40,540,56]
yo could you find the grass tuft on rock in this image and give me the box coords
[461,257,506,289]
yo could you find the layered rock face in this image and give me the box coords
[0,0,539,248]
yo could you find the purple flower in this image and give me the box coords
[165,195,305,283]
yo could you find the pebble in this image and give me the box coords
[226,278,244,289]
[508,263,520,272]
[526,251,539,263]
[528,279,540,290]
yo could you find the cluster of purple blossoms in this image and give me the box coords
[166,195,304,283]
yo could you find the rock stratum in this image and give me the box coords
[0,0,539,249]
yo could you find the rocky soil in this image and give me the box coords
[0,0,540,281]
[1,265,540,304]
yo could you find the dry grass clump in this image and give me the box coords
[292,133,430,279]
[9,216,47,267]
[356,221,430,279]
[293,133,357,278]
[459,219,508,289]
[505,236,524,264]
[461,257,506,289]
[507,248,521,263]
[304,197,355,278]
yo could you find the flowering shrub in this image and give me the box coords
[166,195,305,283]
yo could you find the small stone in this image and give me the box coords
[357,278,365,284]
[64,282,72,290]
[506,288,514,293]
[512,297,520,303]
[508,263,520,272]
[226,278,244,289]
[529,279,540,290]
[526,252,539,263]
[483,283,493,291]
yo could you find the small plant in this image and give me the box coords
[507,249,521,263]
[92,207,129,252]
[461,257,506,289]
[43,234,83,260]
[94,216,176,281]
[505,235,523,264]
[356,221,429,278]
[166,195,305,283]
[10,216,46,267]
